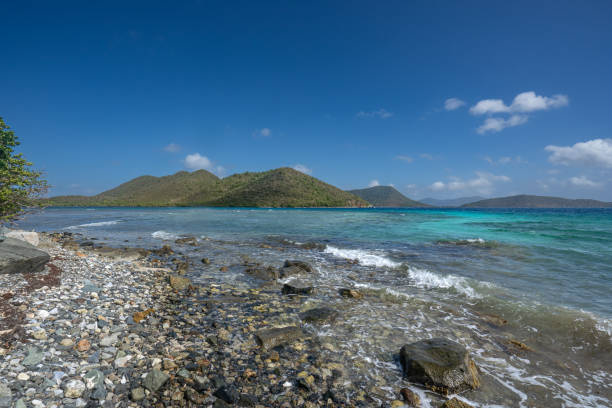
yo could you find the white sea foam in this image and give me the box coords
[407,266,480,298]
[324,245,400,268]
[151,230,178,240]
[66,220,121,229]
[466,238,485,243]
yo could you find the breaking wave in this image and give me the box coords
[324,245,401,268]
[151,230,178,240]
[66,220,121,229]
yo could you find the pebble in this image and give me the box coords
[63,379,86,398]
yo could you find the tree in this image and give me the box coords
[0,117,48,223]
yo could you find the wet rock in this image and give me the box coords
[481,313,507,327]
[201,258,211,264]
[63,379,86,398]
[282,280,314,295]
[300,307,338,324]
[175,236,198,246]
[169,274,191,290]
[338,288,364,299]
[255,326,304,349]
[0,237,50,274]
[245,265,279,280]
[143,369,170,392]
[509,339,533,352]
[399,338,480,395]
[440,397,474,408]
[284,260,313,272]
[214,385,239,404]
[93,246,144,261]
[400,388,421,407]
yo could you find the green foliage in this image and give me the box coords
[47,167,370,208]
[0,117,48,222]
[348,186,428,208]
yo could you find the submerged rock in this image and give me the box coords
[175,236,198,246]
[169,274,191,290]
[400,387,421,407]
[284,260,313,272]
[143,369,170,392]
[300,307,338,324]
[255,326,304,349]
[440,397,474,408]
[282,280,313,295]
[338,288,364,299]
[0,237,50,274]
[399,338,480,395]
[245,265,279,280]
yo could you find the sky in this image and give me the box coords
[1,0,611,200]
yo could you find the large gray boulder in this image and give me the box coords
[399,338,480,395]
[0,238,50,274]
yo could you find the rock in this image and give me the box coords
[390,401,404,408]
[93,246,144,261]
[143,369,170,392]
[133,308,154,323]
[282,280,313,295]
[400,388,420,407]
[300,307,338,323]
[169,274,191,290]
[17,373,30,381]
[15,399,26,408]
[440,397,474,408]
[22,347,44,366]
[214,385,239,404]
[0,383,11,407]
[338,288,363,299]
[154,245,174,256]
[175,236,198,246]
[399,338,480,395]
[63,379,86,398]
[76,339,91,352]
[5,230,39,246]
[60,338,74,347]
[0,237,50,274]
[32,329,47,340]
[100,333,119,347]
[245,265,279,280]
[201,258,211,264]
[84,369,105,390]
[509,339,533,352]
[284,260,313,272]
[255,326,304,349]
[481,313,507,327]
[131,387,146,401]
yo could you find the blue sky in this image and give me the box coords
[1,0,611,200]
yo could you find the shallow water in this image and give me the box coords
[15,207,612,407]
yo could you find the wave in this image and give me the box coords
[324,245,400,268]
[436,238,501,248]
[66,220,121,229]
[151,230,178,240]
[406,266,483,298]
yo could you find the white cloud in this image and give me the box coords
[183,153,225,175]
[395,155,413,163]
[163,143,181,153]
[260,128,271,137]
[569,175,602,188]
[420,153,433,160]
[444,98,465,111]
[477,115,528,134]
[368,180,380,187]
[470,91,569,115]
[292,164,312,175]
[484,156,525,165]
[545,138,612,168]
[356,109,393,119]
[429,172,511,195]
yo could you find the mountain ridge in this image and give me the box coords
[462,194,612,208]
[348,186,428,207]
[46,168,370,208]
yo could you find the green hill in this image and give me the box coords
[348,186,428,207]
[46,168,369,208]
[462,194,612,208]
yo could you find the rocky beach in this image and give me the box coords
[0,230,483,408]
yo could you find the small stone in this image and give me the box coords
[169,275,191,290]
[163,359,178,370]
[282,280,313,295]
[391,401,404,408]
[213,385,239,404]
[201,258,211,264]
[100,333,119,347]
[338,288,363,299]
[76,339,91,352]
[63,379,86,398]
[17,373,30,381]
[22,347,44,366]
[400,388,421,407]
[143,369,169,392]
[60,338,74,347]
[15,399,26,408]
[255,326,304,349]
[131,387,146,401]
[84,369,105,390]
[115,355,132,368]
[32,329,47,340]
[0,383,12,407]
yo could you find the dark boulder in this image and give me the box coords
[284,260,313,272]
[399,338,480,395]
[300,307,338,324]
[0,238,50,274]
[282,280,313,295]
[255,326,304,349]
[175,236,198,246]
[245,265,279,281]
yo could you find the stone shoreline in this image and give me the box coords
[0,232,478,408]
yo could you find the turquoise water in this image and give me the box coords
[15,207,612,407]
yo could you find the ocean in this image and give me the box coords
[15,207,612,407]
